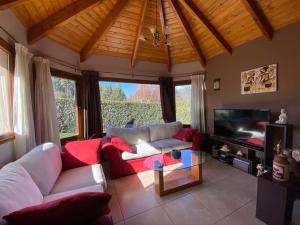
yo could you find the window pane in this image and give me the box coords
[0,47,11,135]
[175,85,191,124]
[51,77,77,139]
[99,81,163,131]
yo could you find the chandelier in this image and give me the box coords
[139,0,171,47]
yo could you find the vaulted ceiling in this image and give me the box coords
[1,0,300,71]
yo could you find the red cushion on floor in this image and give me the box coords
[62,138,101,170]
[3,192,111,225]
[174,128,197,142]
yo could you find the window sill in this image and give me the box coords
[60,135,80,145]
[0,133,15,145]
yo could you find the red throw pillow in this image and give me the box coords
[192,132,204,151]
[62,138,101,170]
[110,136,133,153]
[3,192,111,225]
[174,128,197,142]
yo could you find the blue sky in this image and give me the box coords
[99,81,138,97]
[99,81,160,97]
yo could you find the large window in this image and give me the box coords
[175,83,191,125]
[99,81,163,131]
[0,39,14,143]
[51,70,82,140]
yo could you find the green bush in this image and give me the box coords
[55,98,76,135]
[176,100,191,124]
[101,101,164,131]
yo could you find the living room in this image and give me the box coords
[0,0,300,225]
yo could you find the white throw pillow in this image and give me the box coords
[149,121,183,141]
[0,163,43,218]
[16,143,62,196]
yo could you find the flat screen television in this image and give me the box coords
[214,109,270,148]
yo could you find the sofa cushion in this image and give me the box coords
[0,163,43,218]
[121,143,161,161]
[16,143,62,196]
[50,164,106,195]
[63,138,102,170]
[152,138,192,152]
[174,128,197,142]
[149,121,182,142]
[3,192,111,225]
[107,126,150,145]
[43,185,104,203]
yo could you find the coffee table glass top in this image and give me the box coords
[144,149,209,172]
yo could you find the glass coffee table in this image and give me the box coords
[144,149,209,196]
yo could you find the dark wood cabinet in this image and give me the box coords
[256,171,296,225]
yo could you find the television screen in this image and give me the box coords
[214,109,270,147]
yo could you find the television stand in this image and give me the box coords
[213,136,264,175]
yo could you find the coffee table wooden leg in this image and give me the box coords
[154,170,164,195]
[191,164,202,183]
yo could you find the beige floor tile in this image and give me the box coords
[124,206,174,225]
[163,194,218,225]
[223,200,266,225]
[292,200,300,225]
[191,173,256,220]
[117,188,160,219]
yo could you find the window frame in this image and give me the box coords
[0,37,15,144]
[51,68,83,144]
[174,80,192,127]
[98,78,161,133]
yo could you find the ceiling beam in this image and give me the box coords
[158,0,172,72]
[168,0,206,67]
[179,0,232,55]
[0,0,28,10]
[131,0,149,69]
[80,0,129,62]
[27,0,101,44]
[240,0,273,40]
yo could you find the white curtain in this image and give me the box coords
[0,47,12,134]
[13,43,36,158]
[34,57,60,147]
[191,74,206,132]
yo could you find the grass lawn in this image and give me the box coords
[60,132,76,139]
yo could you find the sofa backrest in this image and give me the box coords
[16,143,62,196]
[107,126,150,145]
[0,163,43,219]
[149,121,182,142]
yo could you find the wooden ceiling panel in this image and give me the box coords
[257,0,300,29]
[7,0,300,68]
[11,0,76,27]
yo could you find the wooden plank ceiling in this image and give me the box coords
[2,0,300,70]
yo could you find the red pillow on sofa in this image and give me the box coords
[102,136,133,153]
[62,138,102,170]
[174,128,197,142]
[3,192,111,225]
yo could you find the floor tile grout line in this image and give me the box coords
[109,179,126,223]
[212,198,255,225]
[161,203,177,225]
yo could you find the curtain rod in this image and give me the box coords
[0,26,18,43]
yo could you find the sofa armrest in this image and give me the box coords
[192,132,204,151]
[101,143,122,163]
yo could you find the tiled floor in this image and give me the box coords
[105,159,300,225]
